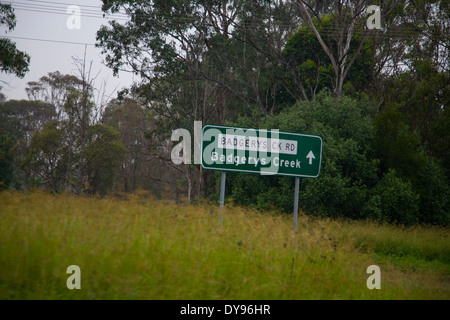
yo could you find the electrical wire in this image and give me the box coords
[2,0,129,20]
[18,0,104,9]
[1,0,443,45]
[2,35,95,46]
[3,0,436,34]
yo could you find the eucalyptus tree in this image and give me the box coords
[0,3,30,79]
[96,0,303,197]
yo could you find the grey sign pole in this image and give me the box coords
[293,177,300,232]
[219,171,226,227]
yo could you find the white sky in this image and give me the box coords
[0,0,137,101]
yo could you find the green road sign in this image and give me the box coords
[201,124,323,178]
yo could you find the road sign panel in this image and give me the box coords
[201,124,322,178]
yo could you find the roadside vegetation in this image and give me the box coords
[1,191,448,300]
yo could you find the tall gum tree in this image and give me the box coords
[294,0,400,98]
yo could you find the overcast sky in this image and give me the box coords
[0,0,137,101]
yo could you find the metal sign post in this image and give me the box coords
[293,177,300,232]
[219,171,226,227]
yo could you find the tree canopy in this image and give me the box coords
[0,4,30,78]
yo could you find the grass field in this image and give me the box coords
[0,191,449,300]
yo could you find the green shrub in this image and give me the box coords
[367,170,420,226]
[0,134,15,191]
[227,172,294,212]
[414,159,450,226]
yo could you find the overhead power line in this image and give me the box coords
[1,0,437,39]
[2,35,95,46]
[18,0,104,9]
[11,6,128,21]
[1,0,130,20]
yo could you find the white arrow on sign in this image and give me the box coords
[306,150,315,165]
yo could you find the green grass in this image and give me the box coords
[0,191,448,299]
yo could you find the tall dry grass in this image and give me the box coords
[0,191,448,299]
